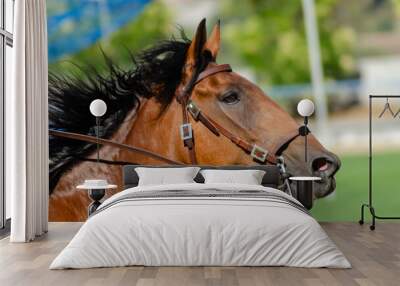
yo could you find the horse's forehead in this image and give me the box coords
[195,71,279,111]
[203,70,259,92]
[195,70,287,117]
[213,72,276,102]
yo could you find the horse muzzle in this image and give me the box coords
[310,153,341,198]
[284,151,341,199]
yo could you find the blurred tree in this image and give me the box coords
[392,0,400,21]
[220,0,357,85]
[51,1,171,75]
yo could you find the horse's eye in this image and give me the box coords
[220,91,240,105]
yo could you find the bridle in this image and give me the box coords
[49,63,308,167]
[175,62,307,165]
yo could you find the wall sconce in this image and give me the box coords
[89,99,107,163]
[297,99,314,162]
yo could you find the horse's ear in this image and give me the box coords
[185,18,207,69]
[204,20,220,61]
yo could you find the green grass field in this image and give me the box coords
[311,151,400,221]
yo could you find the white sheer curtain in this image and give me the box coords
[7,0,49,242]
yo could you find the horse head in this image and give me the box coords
[168,19,341,198]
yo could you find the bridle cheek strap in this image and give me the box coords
[178,64,233,164]
[177,63,302,165]
[179,95,197,164]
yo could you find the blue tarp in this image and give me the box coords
[47,0,150,62]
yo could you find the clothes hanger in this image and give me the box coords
[378,97,395,118]
[394,105,400,118]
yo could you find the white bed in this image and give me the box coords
[50,183,350,269]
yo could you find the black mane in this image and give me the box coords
[49,37,190,192]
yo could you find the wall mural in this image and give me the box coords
[48,3,340,222]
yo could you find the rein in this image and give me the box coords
[49,129,184,165]
[176,63,305,165]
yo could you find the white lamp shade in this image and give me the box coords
[89,99,107,117]
[297,99,315,117]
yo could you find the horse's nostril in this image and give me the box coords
[312,157,329,172]
[311,154,341,177]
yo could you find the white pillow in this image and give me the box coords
[200,169,266,185]
[135,167,200,186]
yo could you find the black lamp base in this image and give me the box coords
[87,189,106,216]
[294,180,313,210]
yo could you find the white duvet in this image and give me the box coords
[50,183,350,269]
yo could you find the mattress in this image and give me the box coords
[50,183,350,269]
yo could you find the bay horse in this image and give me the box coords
[49,19,340,222]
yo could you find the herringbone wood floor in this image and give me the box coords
[0,222,399,286]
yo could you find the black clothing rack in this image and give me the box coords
[359,95,400,230]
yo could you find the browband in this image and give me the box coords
[195,64,232,85]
